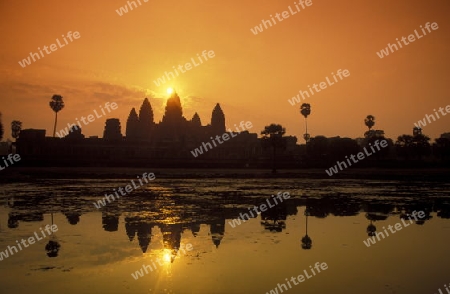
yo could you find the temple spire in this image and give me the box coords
[126,108,140,140]
[211,103,225,134]
[191,112,201,127]
[162,92,183,124]
[138,98,154,140]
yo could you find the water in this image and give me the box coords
[0,176,449,294]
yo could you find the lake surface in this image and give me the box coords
[0,174,449,294]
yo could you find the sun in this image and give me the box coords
[166,87,174,95]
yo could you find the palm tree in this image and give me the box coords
[366,220,376,237]
[261,124,286,173]
[301,207,312,249]
[45,240,61,257]
[11,120,22,141]
[364,115,376,139]
[364,115,375,131]
[300,103,311,143]
[10,120,22,155]
[49,94,65,137]
[413,127,422,136]
[45,193,61,257]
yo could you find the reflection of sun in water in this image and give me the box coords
[145,249,174,267]
[163,250,172,263]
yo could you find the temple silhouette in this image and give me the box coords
[16,92,298,167]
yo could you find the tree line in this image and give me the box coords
[260,104,450,172]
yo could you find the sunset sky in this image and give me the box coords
[1,0,449,142]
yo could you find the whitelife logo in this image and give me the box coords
[18,31,81,68]
[131,243,194,280]
[115,0,149,16]
[190,121,253,158]
[287,69,350,106]
[250,0,313,35]
[0,154,21,171]
[0,224,58,261]
[228,192,290,228]
[153,50,215,87]
[93,172,155,209]
[363,211,425,247]
[413,105,450,129]
[325,140,388,176]
[265,262,328,294]
[376,22,439,59]
[55,102,118,138]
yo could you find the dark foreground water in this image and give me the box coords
[0,175,449,294]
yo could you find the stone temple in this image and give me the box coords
[16,91,298,167]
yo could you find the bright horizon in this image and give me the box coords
[1,0,449,142]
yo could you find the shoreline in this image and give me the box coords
[1,167,449,182]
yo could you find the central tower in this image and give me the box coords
[211,103,226,134]
[162,92,183,125]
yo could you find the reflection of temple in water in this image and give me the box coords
[123,217,225,253]
[4,192,450,258]
[102,212,120,232]
[210,218,225,248]
[125,217,153,253]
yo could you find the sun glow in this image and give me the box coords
[166,87,174,95]
[163,251,172,263]
[144,249,173,266]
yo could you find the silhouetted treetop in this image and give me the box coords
[11,120,22,140]
[300,103,311,118]
[49,94,64,137]
[364,115,375,131]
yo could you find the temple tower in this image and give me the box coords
[126,108,140,140]
[211,103,225,134]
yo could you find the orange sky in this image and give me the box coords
[1,0,449,142]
